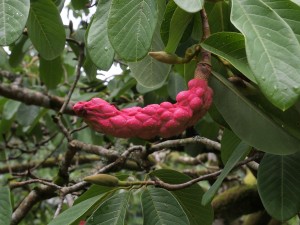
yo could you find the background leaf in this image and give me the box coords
[141,188,190,225]
[39,56,63,89]
[167,73,186,100]
[107,0,158,61]
[231,0,300,110]
[210,72,300,155]
[164,7,194,53]
[152,169,214,225]
[257,152,300,221]
[201,32,256,83]
[202,141,250,205]
[48,196,102,225]
[86,0,114,71]
[27,0,66,60]
[0,186,12,225]
[220,129,241,164]
[0,0,30,45]
[86,191,131,225]
[129,0,171,88]
[173,0,203,13]
[9,35,31,67]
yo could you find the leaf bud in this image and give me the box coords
[84,174,120,187]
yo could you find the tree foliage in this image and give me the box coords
[0,0,300,225]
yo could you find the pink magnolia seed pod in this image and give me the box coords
[73,78,213,139]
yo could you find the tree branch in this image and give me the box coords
[0,83,75,115]
[0,155,101,174]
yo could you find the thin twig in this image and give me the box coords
[151,136,220,151]
[59,44,84,115]
[10,179,62,190]
[53,195,65,218]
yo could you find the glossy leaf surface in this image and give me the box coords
[258,152,300,221]
[107,0,158,61]
[0,0,30,45]
[142,188,190,225]
[210,72,300,155]
[231,0,300,110]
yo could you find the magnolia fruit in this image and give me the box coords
[73,78,213,139]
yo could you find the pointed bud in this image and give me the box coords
[148,51,185,64]
[84,174,120,187]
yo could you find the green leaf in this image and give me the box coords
[15,103,40,127]
[151,169,213,225]
[39,56,63,89]
[164,7,194,53]
[27,0,66,60]
[201,32,256,83]
[83,55,98,81]
[202,141,250,205]
[173,0,203,13]
[86,0,114,71]
[263,0,300,43]
[9,35,31,68]
[0,0,30,45]
[48,195,102,225]
[141,188,190,225]
[221,129,241,164]
[231,0,300,110]
[0,186,12,225]
[206,1,230,34]
[3,100,21,120]
[160,0,177,45]
[0,47,10,70]
[71,0,89,10]
[85,191,131,225]
[257,152,300,221]
[167,73,186,100]
[211,72,300,155]
[74,185,115,205]
[129,0,171,88]
[107,0,158,61]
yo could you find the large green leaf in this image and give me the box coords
[141,188,189,225]
[86,0,114,71]
[129,0,171,88]
[263,0,300,43]
[173,0,203,13]
[48,196,102,225]
[0,0,30,45]
[220,129,241,164]
[231,0,300,110]
[27,0,66,60]
[74,185,114,205]
[257,152,300,221]
[201,32,256,83]
[164,7,194,53]
[0,186,12,225]
[210,72,300,155]
[39,56,63,89]
[202,141,250,205]
[85,191,131,225]
[107,0,158,61]
[152,169,213,225]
